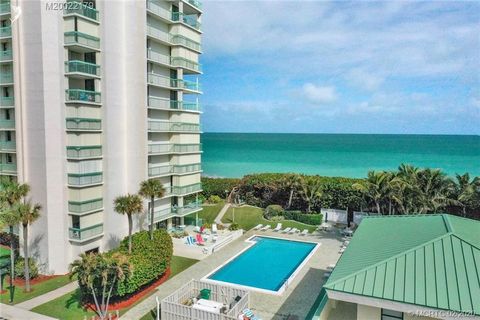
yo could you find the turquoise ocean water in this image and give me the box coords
[201,133,480,178]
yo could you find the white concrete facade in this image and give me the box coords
[0,0,203,273]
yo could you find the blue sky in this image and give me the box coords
[197,1,480,134]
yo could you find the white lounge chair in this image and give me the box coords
[289,228,298,234]
[300,229,309,236]
[260,225,271,231]
[339,247,346,253]
[253,224,263,230]
[282,227,292,233]
[273,223,282,232]
[212,223,218,234]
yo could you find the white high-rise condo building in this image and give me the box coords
[0,0,203,273]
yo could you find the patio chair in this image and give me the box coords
[212,235,218,242]
[300,229,309,236]
[185,236,196,245]
[339,247,345,253]
[273,223,282,232]
[212,223,218,234]
[253,224,263,230]
[196,234,205,246]
[282,227,292,233]
[288,228,298,234]
[260,225,271,231]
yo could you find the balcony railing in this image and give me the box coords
[148,121,200,132]
[0,119,15,129]
[0,141,15,151]
[148,96,201,112]
[69,223,103,241]
[0,50,12,61]
[64,1,99,21]
[0,163,16,173]
[147,49,171,65]
[67,145,102,159]
[68,172,103,186]
[172,183,202,195]
[171,57,201,72]
[146,0,171,21]
[171,12,201,31]
[0,96,14,107]
[0,72,13,84]
[64,31,100,49]
[68,198,103,214]
[148,143,202,154]
[65,60,100,76]
[65,89,101,103]
[184,0,202,10]
[173,201,202,216]
[0,26,11,38]
[146,25,170,43]
[147,73,201,92]
[0,2,10,14]
[66,118,101,131]
[170,34,201,52]
[148,163,201,177]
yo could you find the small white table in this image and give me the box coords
[192,299,224,314]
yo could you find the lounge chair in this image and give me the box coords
[282,227,291,233]
[253,224,263,230]
[288,228,298,234]
[212,224,218,234]
[300,229,309,236]
[260,225,271,231]
[339,247,345,253]
[273,223,282,232]
[185,236,196,245]
[212,235,218,243]
[196,234,205,246]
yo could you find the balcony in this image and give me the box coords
[68,198,103,214]
[147,73,201,92]
[64,31,100,51]
[148,120,200,133]
[171,57,202,73]
[0,163,16,174]
[64,1,99,21]
[0,119,15,130]
[0,141,15,151]
[170,34,201,52]
[173,201,202,216]
[146,25,170,44]
[146,25,201,52]
[65,60,100,77]
[147,49,171,66]
[66,145,102,159]
[66,118,101,131]
[0,2,10,15]
[0,96,13,107]
[68,172,103,186]
[65,89,101,104]
[184,0,202,10]
[0,26,11,38]
[171,12,201,31]
[69,223,103,241]
[148,163,201,177]
[146,0,172,21]
[0,50,12,62]
[148,143,202,155]
[148,96,201,112]
[172,183,202,196]
[0,72,13,85]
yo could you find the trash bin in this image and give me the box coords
[200,288,211,300]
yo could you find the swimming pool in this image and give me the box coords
[204,236,319,294]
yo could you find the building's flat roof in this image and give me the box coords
[324,214,480,316]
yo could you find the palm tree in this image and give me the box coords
[14,201,41,292]
[299,176,323,213]
[282,174,302,209]
[70,252,131,320]
[113,194,143,254]
[0,207,19,303]
[138,179,165,240]
[0,181,30,207]
[454,173,480,217]
[353,171,389,214]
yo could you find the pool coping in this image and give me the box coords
[200,234,321,296]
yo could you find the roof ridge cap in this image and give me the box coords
[450,233,480,251]
[325,233,452,289]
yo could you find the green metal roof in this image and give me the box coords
[324,214,480,316]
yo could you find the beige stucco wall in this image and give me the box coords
[357,304,381,320]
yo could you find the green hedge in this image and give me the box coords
[114,229,172,297]
[201,177,241,199]
[283,211,323,225]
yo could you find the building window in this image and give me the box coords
[72,216,80,229]
[381,309,403,320]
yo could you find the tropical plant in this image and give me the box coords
[14,257,39,279]
[113,194,143,254]
[139,179,165,240]
[281,174,302,209]
[454,173,480,217]
[353,171,390,214]
[70,252,131,320]
[14,201,41,291]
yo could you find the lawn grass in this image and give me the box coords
[222,205,318,232]
[0,274,73,304]
[32,256,199,320]
[186,202,225,224]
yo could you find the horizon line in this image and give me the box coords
[203,131,480,137]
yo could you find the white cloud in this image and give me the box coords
[302,84,337,104]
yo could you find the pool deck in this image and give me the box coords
[120,228,343,320]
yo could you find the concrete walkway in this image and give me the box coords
[0,303,58,320]
[15,281,78,310]
[214,203,231,225]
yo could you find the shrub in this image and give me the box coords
[15,257,39,279]
[207,195,223,204]
[270,216,285,222]
[264,204,284,219]
[201,177,240,199]
[114,229,172,297]
[283,211,323,225]
[202,222,212,229]
[228,223,240,231]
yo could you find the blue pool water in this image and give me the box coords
[208,236,317,292]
